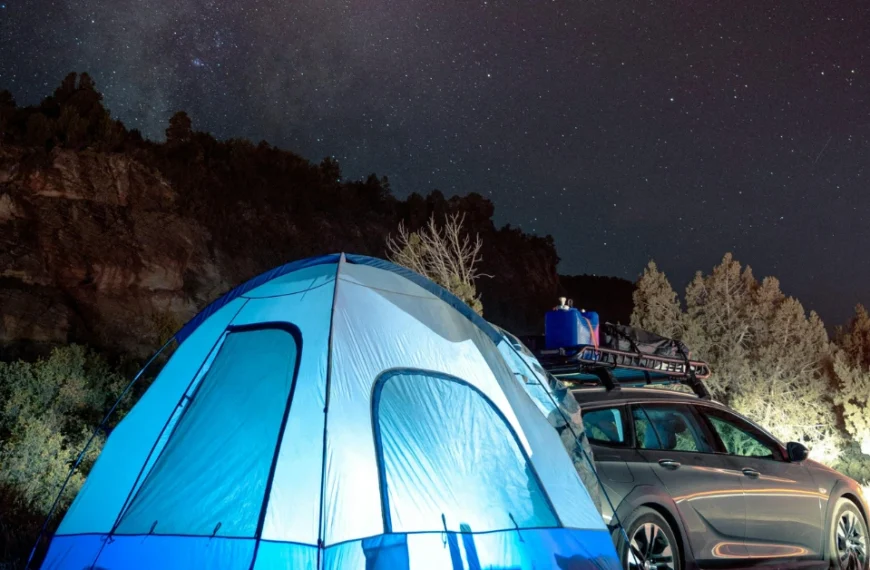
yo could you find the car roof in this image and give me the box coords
[570,386,723,406]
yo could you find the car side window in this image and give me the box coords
[582,407,626,446]
[632,404,714,453]
[700,408,781,460]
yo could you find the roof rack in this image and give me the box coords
[532,344,713,400]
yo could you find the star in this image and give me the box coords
[0,0,866,328]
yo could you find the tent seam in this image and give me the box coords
[315,253,344,570]
[239,276,336,300]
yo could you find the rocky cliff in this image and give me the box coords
[0,143,565,360]
[0,73,629,360]
[0,146,225,359]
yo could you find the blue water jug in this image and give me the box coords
[580,310,600,346]
[545,300,595,349]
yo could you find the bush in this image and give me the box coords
[833,443,870,487]
[0,345,128,569]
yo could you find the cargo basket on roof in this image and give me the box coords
[524,303,713,399]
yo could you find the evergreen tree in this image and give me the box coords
[52,72,79,106]
[319,156,342,183]
[631,253,843,464]
[77,72,97,93]
[25,113,54,148]
[56,105,88,149]
[836,304,870,368]
[682,254,757,397]
[731,295,841,464]
[165,111,193,145]
[630,260,683,338]
[0,89,14,143]
[832,351,870,455]
[67,72,105,127]
[832,305,870,456]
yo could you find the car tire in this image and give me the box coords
[616,506,681,570]
[827,497,869,570]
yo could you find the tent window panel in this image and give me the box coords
[374,371,558,534]
[117,326,299,538]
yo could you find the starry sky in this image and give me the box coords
[1,0,869,326]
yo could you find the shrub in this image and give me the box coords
[0,345,127,569]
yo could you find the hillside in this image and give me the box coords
[0,73,609,361]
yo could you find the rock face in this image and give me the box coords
[0,146,228,359]
[0,145,566,360]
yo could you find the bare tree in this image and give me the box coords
[386,212,489,315]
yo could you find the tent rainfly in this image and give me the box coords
[39,253,619,570]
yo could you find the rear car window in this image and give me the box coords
[633,404,713,452]
[582,407,625,445]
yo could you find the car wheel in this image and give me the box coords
[828,498,868,570]
[617,506,681,570]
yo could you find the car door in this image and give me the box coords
[581,404,643,525]
[631,402,748,564]
[696,405,826,560]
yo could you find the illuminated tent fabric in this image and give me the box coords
[490,324,603,513]
[40,253,619,570]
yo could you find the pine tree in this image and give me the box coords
[732,296,841,464]
[836,304,870,368]
[630,260,683,338]
[683,254,757,397]
[832,305,870,456]
[25,113,54,148]
[57,105,88,149]
[832,351,870,455]
[634,252,843,464]
[0,90,14,144]
[165,111,193,145]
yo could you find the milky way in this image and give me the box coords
[2,0,870,325]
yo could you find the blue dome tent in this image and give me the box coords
[38,253,619,570]
[489,324,604,514]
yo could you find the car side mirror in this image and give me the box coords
[786,441,809,462]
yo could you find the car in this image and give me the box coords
[573,384,869,570]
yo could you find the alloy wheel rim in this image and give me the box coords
[836,510,867,570]
[626,522,676,570]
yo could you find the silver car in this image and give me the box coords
[573,386,869,570]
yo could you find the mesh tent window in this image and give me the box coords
[372,370,559,534]
[115,325,301,537]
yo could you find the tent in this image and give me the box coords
[490,325,603,513]
[39,254,620,570]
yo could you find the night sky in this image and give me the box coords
[1,0,869,326]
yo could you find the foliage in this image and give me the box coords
[833,443,870,488]
[386,212,489,315]
[832,306,870,456]
[165,111,193,145]
[707,414,778,458]
[147,309,184,362]
[632,253,843,465]
[630,261,683,338]
[0,345,130,569]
